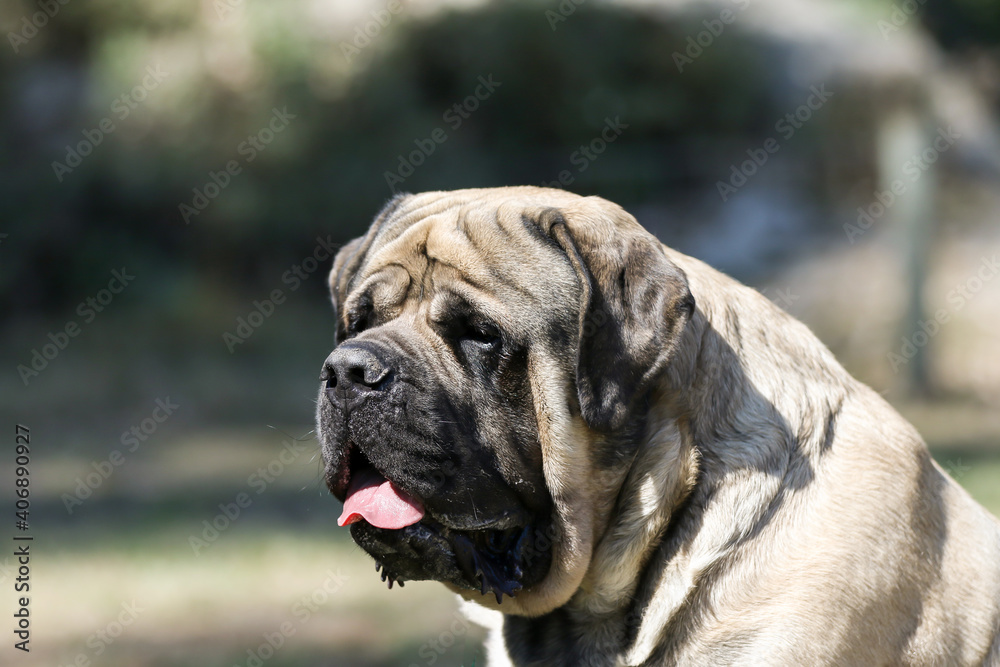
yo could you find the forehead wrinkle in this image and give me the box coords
[379,193,476,245]
[362,216,433,286]
[351,263,410,311]
[428,270,521,332]
[426,213,478,268]
[427,242,544,318]
[365,195,583,325]
[445,203,548,302]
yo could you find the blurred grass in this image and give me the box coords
[2,1,998,665]
[6,400,996,667]
[902,401,1000,515]
[939,453,1000,514]
[6,427,484,667]
[24,528,484,667]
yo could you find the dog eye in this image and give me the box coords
[346,302,373,337]
[347,316,367,336]
[462,320,501,347]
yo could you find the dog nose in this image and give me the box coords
[324,345,391,404]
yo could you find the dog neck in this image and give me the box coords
[622,261,848,663]
[500,254,850,665]
[564,261,848,664]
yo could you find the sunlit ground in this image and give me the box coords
[27,532,484,667]
[13,430,485,667]
[10,402,1000,667]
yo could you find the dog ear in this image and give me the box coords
[328,194,412,343]
[543,205,694,432]
[328,236,366,343]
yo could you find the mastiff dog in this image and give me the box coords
[315,186,1000,666]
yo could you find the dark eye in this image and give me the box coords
[346,303,373,337]
[462,320,501,347]
[348,316,367,336]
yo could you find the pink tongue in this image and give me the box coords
[338,467,425,529]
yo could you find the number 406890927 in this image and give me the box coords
[15,425,30,527]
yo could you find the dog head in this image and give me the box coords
[316,187,693,615]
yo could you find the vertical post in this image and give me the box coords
[878,104,935,396]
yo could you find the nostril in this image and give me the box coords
[345,360,388,389]
[347,365,368,387]
[324,346,391,401]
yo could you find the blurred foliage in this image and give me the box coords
[1,0,875,320]
[925,0,1000,49]
[2,0,998,427]
[2,4,999,665]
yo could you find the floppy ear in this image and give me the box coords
[542,206,694,432]
[328,194,412,343]
[328,236,366,343]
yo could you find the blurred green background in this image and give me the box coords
[1,0,999,665]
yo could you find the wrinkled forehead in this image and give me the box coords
[348,195,582,332]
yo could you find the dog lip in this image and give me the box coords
[433,510,528,533]
[327,441,356,502]
[329,443,428,513]
[350,512,553,600]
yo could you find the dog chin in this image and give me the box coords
[325,436,554,603]
[349,516,553,604]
